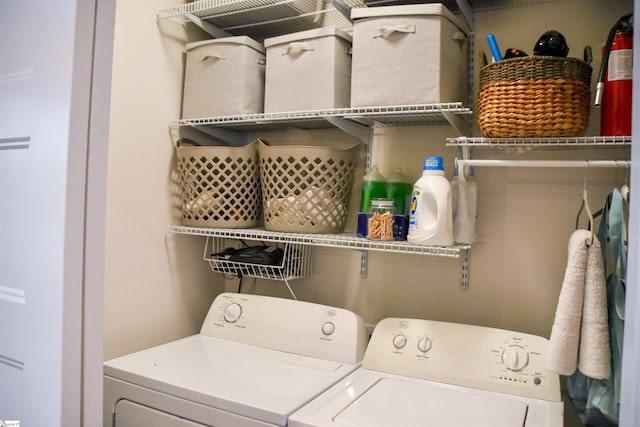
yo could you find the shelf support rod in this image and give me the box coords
[455,159,631,181]
[192,125,248,146]
[184,13,232,38]
[324,116,373,145]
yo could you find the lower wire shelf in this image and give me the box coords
[170,225,470,257]
[170,225,472,288]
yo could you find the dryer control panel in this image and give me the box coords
[200,293,368,365]
[363,318,561,402]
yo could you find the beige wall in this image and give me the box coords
[104,0,223,360]
[248,0,633,337]
[104,2,632,424]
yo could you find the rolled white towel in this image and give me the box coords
[545,229,591,375]
[578,236,611,379]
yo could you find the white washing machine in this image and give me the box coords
[103,293,368,427]
[289,317,564,427]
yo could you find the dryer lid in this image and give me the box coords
[104,335,359,426]
[335,377,528,427]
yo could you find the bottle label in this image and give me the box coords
[409,194,419,230]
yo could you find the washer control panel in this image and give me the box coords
[200,293,368,364]
[362,318,561,402]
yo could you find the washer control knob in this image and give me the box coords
[502,346,529,371]
[322,322,336,336]
[223,303,242,323]
[417,337,432,353]
[393,334,408,349]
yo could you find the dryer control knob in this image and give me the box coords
[393,334,407,349]
[417,337,432,353]
[322,322,336,336]
[501,346,529,371]
[223,303,242,323]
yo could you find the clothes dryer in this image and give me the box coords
[104,293,368,427]
[289,318,563,427]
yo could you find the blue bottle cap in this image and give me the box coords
[423,156,444,171]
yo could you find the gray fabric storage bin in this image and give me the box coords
[263,27,352,113]
[350,4,469,107]
[182,36,265,118]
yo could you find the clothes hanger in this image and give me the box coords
[621,161,630,203]
[621,161,629,246]
[575,161,594,244]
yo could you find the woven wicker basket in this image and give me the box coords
[176,140,261,228]
[258,139,359,234]
[477,56,592,137]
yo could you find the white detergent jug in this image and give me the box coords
[408,156,453,246]
[451,167,477,244]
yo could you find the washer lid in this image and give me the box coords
[104,335,359,426]
[335,377,527,427]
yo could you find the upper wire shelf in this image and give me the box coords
[174,103,472,132]
[170,225,470,258]
[157,0,364,40]
[446,136,632,148]
[158,0,558,41]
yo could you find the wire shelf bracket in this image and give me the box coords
[461,247,470,289]
[192,124,248,146]
[184,12,232,38]
[324,116,372,145]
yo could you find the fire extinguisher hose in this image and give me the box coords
[595,13,633,106]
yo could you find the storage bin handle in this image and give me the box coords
[198,51,225,62]
[374,24,416,39]
[282,42,314,56]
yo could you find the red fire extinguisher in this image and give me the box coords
[596,13,633,136]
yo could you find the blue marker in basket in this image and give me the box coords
[487,34,502,62]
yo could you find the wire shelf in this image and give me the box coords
[468,0,557,9]
[158,0,558,37]
[204,236,313,280]
[172,225,470,258]
[446,136,632,148]
[173,103,472,131]
[157,0,364,40]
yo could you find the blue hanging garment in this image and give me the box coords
[567,188,627,426]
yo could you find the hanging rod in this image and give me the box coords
[455,159,631,181]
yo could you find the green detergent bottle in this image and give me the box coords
[359,165,387,212]
[386,167,413,215]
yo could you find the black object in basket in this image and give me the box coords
[213,246,285,266]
